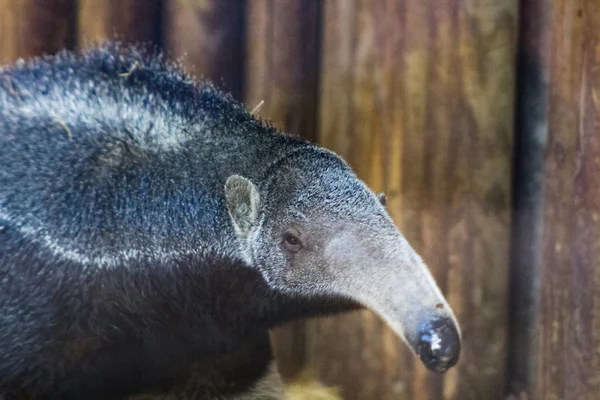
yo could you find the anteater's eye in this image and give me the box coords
[282,232,303,252]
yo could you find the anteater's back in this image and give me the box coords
[0,45,310,268]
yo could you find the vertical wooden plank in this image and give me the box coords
[0,0,76,64]
[244,0,321,380]
[506,0,552,398]
[308,1,518,399]
[163,0,245,100]
[245,0,320,142]
[536,0,600,399]
[449,3,517,399]
[77,0,161,48]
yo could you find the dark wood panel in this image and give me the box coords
[244,0,321,381]
[163,0,245,100]
[506,0,552,398]
[307,1,517,399]
[0,0,76,64]
[77,0,161,48]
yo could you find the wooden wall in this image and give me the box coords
[0,1,598,399]
[0,0,75,64]
[509,1,600,399]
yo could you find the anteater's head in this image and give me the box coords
[224,148,460,373]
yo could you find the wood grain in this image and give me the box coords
[77,0,161,49]
[307,1,517,399]
[163,0,245,100]
[244,0,321,380]
[0,0,75,64]
[245,0,320,142]
[536,1,600,399]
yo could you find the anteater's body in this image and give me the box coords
[0,46,460,399]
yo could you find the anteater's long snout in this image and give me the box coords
[325,230,461,373]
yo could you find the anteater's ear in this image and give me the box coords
[377,192,387,207]
[225,175,261,236]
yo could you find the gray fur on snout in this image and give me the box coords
[323,226,459,346]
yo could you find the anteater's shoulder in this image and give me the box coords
[0,43,309,269]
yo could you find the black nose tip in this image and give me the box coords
[416,317,461,373]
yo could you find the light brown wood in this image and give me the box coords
[163,0,245,100]
[535,1,600,399]
[245,0,320,142]
[307,1,518,399]
[77,0,161,49]
[0,0,75,64]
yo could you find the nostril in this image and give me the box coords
[416,317,461,373]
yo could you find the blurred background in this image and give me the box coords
[0,1,598,399]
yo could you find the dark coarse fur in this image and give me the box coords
[0,44,356,399]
